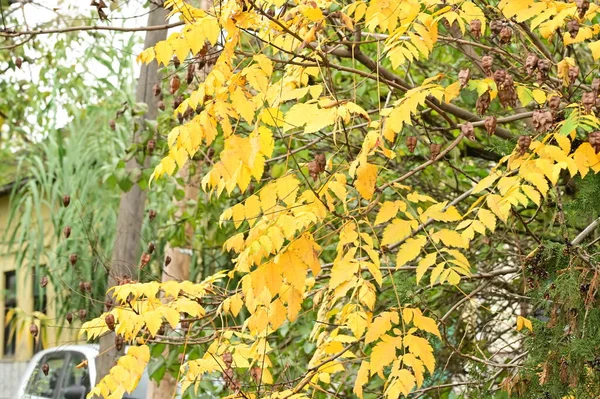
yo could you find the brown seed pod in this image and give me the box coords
[105,314,115,331]
[536,59,552,84]
[589,131,600,153]
[307,153,326,181]
[108,120,116,131]
[63,226,71,239]
[187,63,196,85]
[461,122,475,140]
[223,352,233,368]
[532,110,554,133]
[79,281,85,291]
[173,95,184,110]
[518,135,532,155]
[525,53,539,75]
[140,252,151,269]
[148,242,156,254]
[40,276,49,288]
[78,309,87,321]
[63,195,71,207]
[576,0,590,18]
[498,75,517,108]
[481,55,493,76]
[250,366,263,384]
[115,334,124,351]
[458,69,470,88]
[66,312,73,324]
[29,323,39,337]
[149,209,157,220]
[105,300,113,311]
[490,19,503,36]
[153,83,161,97]
[170,75,181,94]
[493,69,507,86]
[97,0,107,8]
[184,106,194,120]
[157,100,166,111]
[406,136,417,153]
[172,56,180,69]
[567,20,580,38]
[469,19,482,39]
[429,143,442,160]
[499,26,513,44]
[41,363,49,376]
[83,281,91,293]
[568,66,580,86]
[165,255,172,266]
[484,116,497,136]
[582,92,596,113]
[547,95,561,111]
[147,139,155,154]
[15,57,22,69]
[69,253,78,265]
[476,91,491,115]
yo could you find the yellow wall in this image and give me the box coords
[0,193,80,361]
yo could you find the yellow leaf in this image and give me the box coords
[516,315,533,332]
[365,311,399,344]
[416,253,436,284]
[486,194,511,223]
[154,40,172,67]
[370,335,402,376]
[374,201,399,225]
[381,219,416,247]
[589,40,600,60]
[395,236,427,269]
[355,163,378,200]
[477,208,496,233]
[473,172,499,194]
[431,229,468,248]
[387,369,416,398]
[353,361,370,399]
[413,314,441,338]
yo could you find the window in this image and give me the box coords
[59,352,91,398]
[3,270,17,357]
[25,352,68,398]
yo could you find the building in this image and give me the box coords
[0,157,79,399]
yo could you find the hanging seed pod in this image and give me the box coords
[184,106,194,120]
[429,143,442,160]
[172,56,180,69]
[79,281,85,291]
[15,57,22,69]
[146,139,155,154]
[115,334,124,351]
[498,75,517,108]
[41,363,49,376]
[250,367,263,384]
[63,226,71,239]
[83,281,91,293]
[499,26,513,44]
[490,19,503,36]
[406,136,417,153]
[40,276,49,288]
[66,312,73,324]
[576,0,590,18]
[148,242,155,254]
[108,120,116,131]
[29,323,39,337]
[493,69,507,86]
[548,95,561,112]
[153,83,161,97]
[186,63,196,85]
[149,209,157,221]
[63,195,71,207]
[481,55,493,76]
[105,300,113,311]
[476,91,491,115]
[223,352,233,368]
[105,314,115,331]
[536,59,552,84]
[592,78,600,95]
[532,110,554,133]
[582,92,596,113]
[525,53,539,75]
[69,254,78,265]
[461,122,475,140]
[170,75,181,94]
[78,309,87,321]
[165,255,172,266]
[157,100,166,111]
[469,19,482,39]
[173,95,184,109]
[140,252,151,269]
[589,131,600,153]
[458,69,471,88]
[518,135,532,155]
[568,66,579,85]
[484,116,497,136]
[97,0,107,8]
[567,20,580,38]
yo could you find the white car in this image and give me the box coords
[16,345,150,399]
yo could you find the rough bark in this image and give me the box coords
[94,4,169,386]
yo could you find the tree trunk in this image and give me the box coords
[95,4,169,386]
